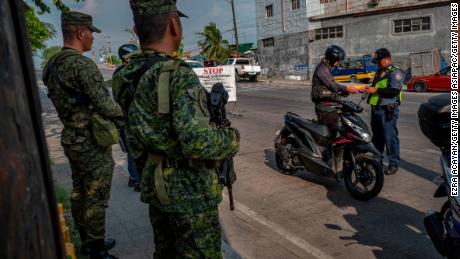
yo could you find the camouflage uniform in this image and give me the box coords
[118,1,240,257]
[43,11,123,247]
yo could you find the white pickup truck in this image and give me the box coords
[222,58,261,82]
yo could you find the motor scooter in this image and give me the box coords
[274,94,384,201]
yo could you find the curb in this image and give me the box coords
[258,79,311,86]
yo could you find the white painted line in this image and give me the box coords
[400,148,441,155]
[222,193,333,259]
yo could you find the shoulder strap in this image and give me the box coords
[157,60,181,114]
[116,56,161,117]
[43,50,76,86]
[389,65,400,71]
[44,50,90,105]
[130,58,159,93]
[113,64,125,76]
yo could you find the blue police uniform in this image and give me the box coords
[369,64,404,172]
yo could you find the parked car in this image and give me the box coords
[407,66,451,92]
[184,60,204,69]
[332,55,378,83]
[222,58,261,82]
[203,60,218,67]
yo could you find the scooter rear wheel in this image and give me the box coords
[441,201,460,259]
[344,154,384,201]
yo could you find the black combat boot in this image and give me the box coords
[78,228,89,254]
[81,238,116,255]
[128,176,135,187]
[89,239,118,259]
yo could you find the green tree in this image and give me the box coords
[197,23,230,63]
[39,46,62,68]
[172,39,184,59]
[25,4,56,54]
[107,55,121,65]
[25,0,81,53]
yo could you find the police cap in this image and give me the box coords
[372,48,391,64]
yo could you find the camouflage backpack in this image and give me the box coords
[112,56,182,119]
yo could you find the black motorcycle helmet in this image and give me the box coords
[118,44,139,61]
[325,45,345,67]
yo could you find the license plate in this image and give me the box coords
[249,72,256,75]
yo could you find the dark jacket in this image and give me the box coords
[311,59,347,104]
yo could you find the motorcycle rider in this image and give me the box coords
[311,45,363,136]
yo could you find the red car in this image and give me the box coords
[407,66,451,92]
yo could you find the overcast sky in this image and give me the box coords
[30,0,257,63]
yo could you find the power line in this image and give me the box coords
[211,0,374,38]
[186,0,425,50]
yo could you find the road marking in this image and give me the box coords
[236,83,307,93]
[401,148,441,155]
[222,193,333,259]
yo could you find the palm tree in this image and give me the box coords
[197,23,230,63]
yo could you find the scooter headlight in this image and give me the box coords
[342,117,372,142]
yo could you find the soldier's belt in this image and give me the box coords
[147,153,222,206]
[148,153,221,169]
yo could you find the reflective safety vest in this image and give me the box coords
[368,65,403,106]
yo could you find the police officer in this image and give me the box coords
[113,43,142,192]
[312,45,363,135]
[366,48,404,175]
[43,11,122,259]
[118,44,139,67]
[118,0,240,258]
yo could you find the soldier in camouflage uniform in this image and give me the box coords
[42,11,122,259]
[113,0,240,258]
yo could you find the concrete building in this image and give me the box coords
[256,0,310,79]
[255,0,451,80]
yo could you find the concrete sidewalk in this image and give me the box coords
[43,97,241,259]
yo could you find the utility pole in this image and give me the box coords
[230,0,239,57]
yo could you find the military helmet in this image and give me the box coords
[325,45,345,65]
[118,44,139,60]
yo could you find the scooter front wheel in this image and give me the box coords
[275,135,297,175]
[344,154,384,201]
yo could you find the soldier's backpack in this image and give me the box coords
[114,57,182,117]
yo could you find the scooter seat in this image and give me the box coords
[286,112,332,139]
[301,122,331,139]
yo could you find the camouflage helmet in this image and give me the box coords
[61,11,101,33]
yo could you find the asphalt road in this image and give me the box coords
[39,70,446,258]
[220,80,445,259]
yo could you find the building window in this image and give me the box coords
[320,0,336,3]
[263,37,275,48]
[394,17,431,34]
[315,26,343,40]
[266,5,273,17]
[291,0,300,10]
